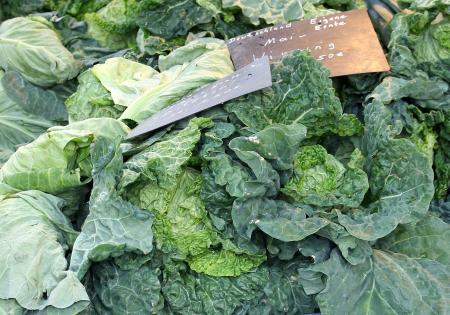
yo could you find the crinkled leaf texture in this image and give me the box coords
[91,57,158,107]
[225,51,363,137]
[388,12,450,82]
[0,17,80,86]
[69,137,154,279]
[87,261,161,315]
[300,249,450,315]
[337,100,435,241]
[241,257,318,314]
[0,118,128,194]
[368,75,448,106]
[122,118,265,276]
[137,0,214,38]
[282,145,369,207]
[0,190,89,312]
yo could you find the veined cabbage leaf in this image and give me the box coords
[0,17,80,87]
[0,190,89,313]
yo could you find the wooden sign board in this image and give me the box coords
[227,9,390,77]
[127,57,272,139]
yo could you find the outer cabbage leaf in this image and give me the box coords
[200,122,264,200]
[414,19,450,82]
[0,72,52,166]
[222,0,304,25]
[1,71,68,123]
[91,57,158,107]
[137,0,214,38]
[69,137,154,279]
[0,190,89,312]
[388,13,450,82]
[282,145,369,207]
[229,123,307,174]
[0,299,23,315]
[162,263,269,315]
[337,100,435,241]
[87,261,161,315]
[0,118,128,194]
[300,249,450,315]
[201,122,306,203]
[225,51,363,137]
[65,70,122,123]
[121,117,213,189]
[377,215,450,267]
[84,14,134,50]
[232,198,329,242]
[51,15,129,67]
[239,257,317,315]
[64,0,111,17]
[1,0,66,19]
[0,17,80,86]
[120,38,234,123]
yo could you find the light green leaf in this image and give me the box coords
[120,38,234,123]
[188,250,266,276]
[0,118,128,194]
[0,190,89,312]
[65,70,122,123]
[91,57,158,107]
[225,50,363,137]
[162,264,269,315]
[1,71,68,122]
[337,100,434,241]
[137,0,214,38]
[121,117,212,189]
[282,145,369,207]
[0,17,80,87]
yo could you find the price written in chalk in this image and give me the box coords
[227,9,390,77]
[127,57,272,139]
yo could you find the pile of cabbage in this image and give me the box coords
[0,0,449,314]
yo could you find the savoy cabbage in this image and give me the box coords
[0,0,449,314]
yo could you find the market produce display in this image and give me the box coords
[0,0,449,314]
